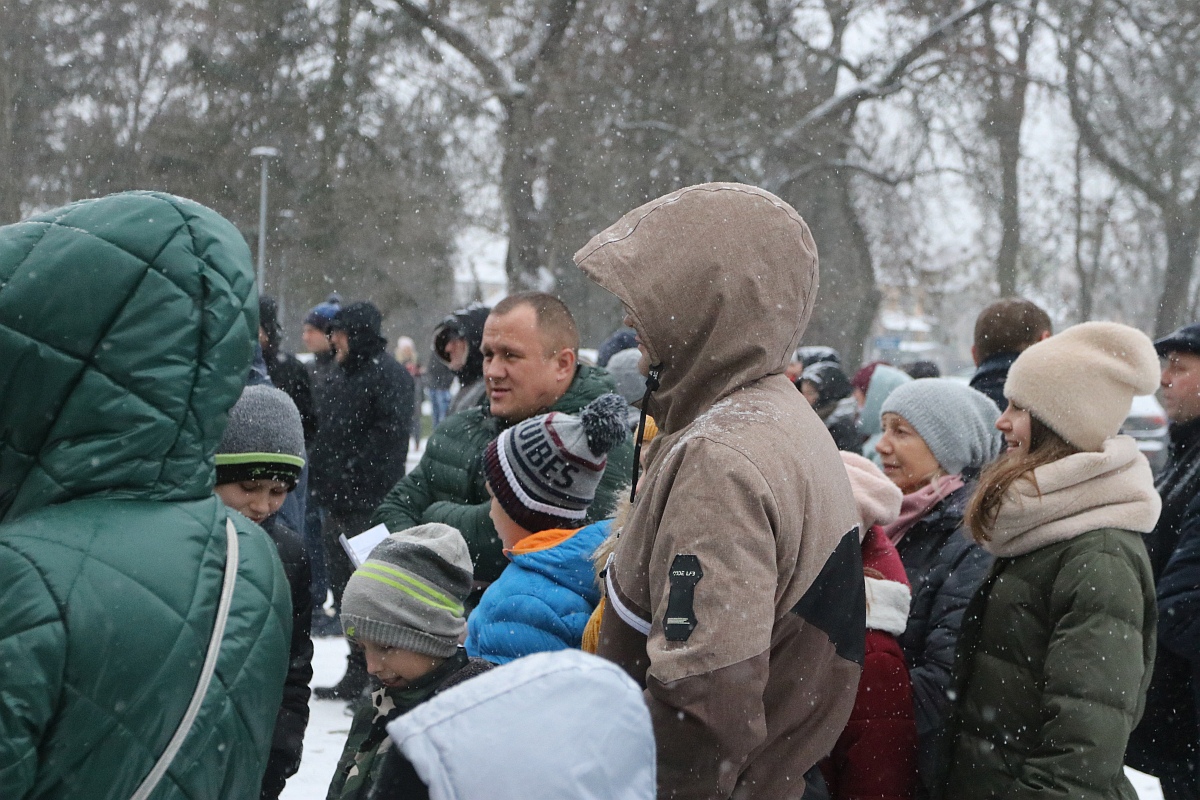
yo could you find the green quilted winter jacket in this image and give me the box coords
[0,192,293,799]
[941,528,1156,800]
[372,364,634,583]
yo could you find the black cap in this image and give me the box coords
[1154,323,1200,357]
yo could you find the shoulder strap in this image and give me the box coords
[130,517,240,800]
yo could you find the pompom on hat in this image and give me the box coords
[1004,321,1159,452]
[484,394,629,532]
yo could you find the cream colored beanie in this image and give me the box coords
[1004,321,1159,452]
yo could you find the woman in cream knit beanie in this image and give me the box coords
[1003,320,1160,451]
[944,321,1161,799]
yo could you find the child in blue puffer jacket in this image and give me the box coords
[466,394,628,664]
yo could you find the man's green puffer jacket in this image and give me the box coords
[372,365,634,583]
[0,192,292,799]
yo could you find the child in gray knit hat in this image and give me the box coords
[213,384,313,800]
[465,393,629,664]
[328,522,494,800]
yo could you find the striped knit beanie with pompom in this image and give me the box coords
[484,393,629,532]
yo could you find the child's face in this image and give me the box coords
[360,640,443,689]
[215,479,290,525]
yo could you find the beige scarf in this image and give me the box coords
[981,435,1161,558]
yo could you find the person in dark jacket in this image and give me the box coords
[424,352,456,428]
[311,301,415,699]
[945,322,1160,800]
[1128,322,1200,798]
[800,360,864,452]
[596,324,638,367]
[433,303,489,416]
[327,524,493,800]
[873,378,1001,799]
[260,295,317,442]
[967,297,1052,409]
[303,293,343,412]
[214,385,314,800]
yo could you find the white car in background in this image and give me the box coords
[1123,394,1169,476]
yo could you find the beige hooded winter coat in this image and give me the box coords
[575,183,865,799]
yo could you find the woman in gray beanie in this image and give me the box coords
[873,377,1001,799]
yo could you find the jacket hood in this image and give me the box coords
[387,649,655,799]
[575,183,818,433]
[860,364,912,438]
[435,304,489,383]
[0,191,257,522]
[331,300,387,370]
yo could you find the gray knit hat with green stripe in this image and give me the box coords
[215,385,306,488]
[341,523,474,658]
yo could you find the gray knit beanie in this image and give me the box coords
[880,378,1002,476]
[341,523,474,658]
[215,385,306,488]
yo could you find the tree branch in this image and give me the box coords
[389,0,515,99]
[773,0,1000,146]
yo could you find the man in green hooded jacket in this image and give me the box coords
[0,192,292,799]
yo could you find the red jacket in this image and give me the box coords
[822,526,918,800]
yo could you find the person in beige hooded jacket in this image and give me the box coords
[575,182,865,799]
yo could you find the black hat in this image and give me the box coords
[795,345,841,369]
[1154,323,1200,357]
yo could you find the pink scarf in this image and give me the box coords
[883,474,965,546]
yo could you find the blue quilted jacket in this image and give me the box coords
[465,520,608,663]
[0,192,292,799]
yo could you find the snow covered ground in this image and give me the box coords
[278,440,1167,800]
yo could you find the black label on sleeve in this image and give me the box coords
[664,554,703,642]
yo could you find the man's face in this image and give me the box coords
[482,305,575,422]
[444,336,469,371]
[1161,351,1200,423]
[622,311,650,377]
[302,323,331,355]
[330,330,351,364]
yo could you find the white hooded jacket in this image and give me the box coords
[386,650,655,800]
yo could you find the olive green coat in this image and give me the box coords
[941,528,1156,800]
[0,192,292,799]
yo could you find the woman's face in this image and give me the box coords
[876,412,943,494]
[996,402,1033,453]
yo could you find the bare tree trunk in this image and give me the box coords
[501,96,549,289]
[1157,215,1200,336]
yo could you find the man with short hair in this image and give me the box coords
[968,297,1052,409]
[373,291,634,587]
[1127,323,1200,799]
[576,183,863,799]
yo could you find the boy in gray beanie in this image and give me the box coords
[213,385,313,800]
[465,393,629,663]
[328,522,494,800]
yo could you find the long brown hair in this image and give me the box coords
[965,414,1080,543]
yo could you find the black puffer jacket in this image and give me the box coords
[967,352,1018,411]
[894,484,992,799]
[260,518,314,800]
[260,296,317,442]
[310,304,415,515]
[1128,417,1200,779]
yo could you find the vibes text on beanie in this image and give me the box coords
[881,378,1002,476]
[1004,321,1159,452]
[215,385,306,488]
[341,523,474,658]
[484,393,629,533]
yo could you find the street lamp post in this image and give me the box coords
[250,146,280,294]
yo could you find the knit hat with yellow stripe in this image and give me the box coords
[341,523,474,658]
